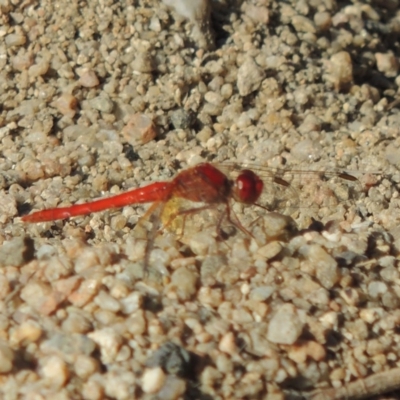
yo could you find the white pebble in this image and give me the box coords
[267,304,304,345]
[40,355,69,388]
[237,58,265,97]
[141,367,166,394]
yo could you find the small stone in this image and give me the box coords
[306,341,326,361]
[167,266,198,301]
[170,109,193,129]
[0,340,14,373]
[28,60,50,78]
[157,376,186,400]
[61,311,91,334]
[142,367,166,394]
[249,286,275,302]
[79,69,100,87]
[359,308,384,324]
[326,51,353,91]
[11,52,33,70]
[243,4,269,24]
[94,290,121,312]
[267,304,304,345]
[219,331,237,354]
[39,355,69,388]
[20,280,63,315]
[68,279,101,307]
[291,139,322,162]
[262,213,297,240]
[89,94,114,113]
[54,93,78,118]
[314,11,331,31]
[88,328,123,363]
[120,292,142,314]
[126,311,146,335]
[291,15,316,33]
[0,193,18,224]
[5,33,26,47]
[10,320,42,345]
[122,114,157,146]
[132,52,154,73]
[104,370,136,399]
[74,355,99,379]
[41,333,96,357]
[237,58,265,97]
[368,281,388,299]
[257,242,282,260]
[0,275,11,300]
[300,244,339,289]
[375,52,399,77]
[82,380,104,400]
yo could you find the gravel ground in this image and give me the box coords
[1,0,400,399]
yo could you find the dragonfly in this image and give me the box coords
[21,162,363,238]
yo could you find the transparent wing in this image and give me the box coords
[217,162,365,218]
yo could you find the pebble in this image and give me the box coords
[299,244,339,289]
[291,139,322,162]
[87,328,123,364]
[120,291,142,314]
[89,94,114,113]
[375,51,399,77]
[167,266,198,300]
[0,340,14,373]
[368,281,388,299]
[94,290,121,312]
[82,379,104,400]
[39,355,69,388]
[170,109,193,130]
[326,51,353,91]
[257,241,282,260]
[267,304,304,345]
[61,310,92,334]
[291,15,316,33]
[141,367,166,394]
[237,58,266,97]
[74,355,99,379]
[122,114,157,146]
[132,49,155,72]
[41,333,96,357]
[78,68,100,87]
[10,319,42,345]
[20,280,63,315]
[314,11,332,31]
[0,237,32,267]
[5,33,26,47]
[104,370,136,399]
[249,286,275,302]
[157,375,186,400]
[219,331,237,354]
[243,3,269,24]
[54,93,78,118]
[0,274,10,300]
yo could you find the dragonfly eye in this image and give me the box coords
[234,170,264,204]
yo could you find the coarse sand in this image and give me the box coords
[1,0,400,399]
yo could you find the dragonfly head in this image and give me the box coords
[233,169,264,205]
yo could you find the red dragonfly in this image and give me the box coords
[21,162,360,235]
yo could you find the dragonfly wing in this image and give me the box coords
[270,170,363,217]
